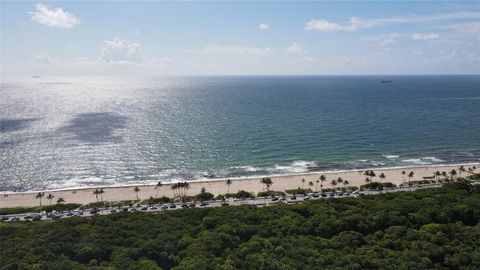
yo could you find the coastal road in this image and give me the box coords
[2,181,477,222]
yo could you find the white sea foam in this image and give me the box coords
[47,176,115,190]
[231,166,257,172]
[383,154,399,159]
[402,159,431,165]
[271,160,314,173]
[371,161,387,166]
[422,157,445,162]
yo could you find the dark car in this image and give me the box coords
[188,203,196,208]
[140,206,148,211]
[271,196,279,201]
[89,209,98,215]
[1,216,9,221]
[290,196,297,200]
[181,203,188,208]
[199,202,208,207]
[33,215,42,221]
[169,204,177,209]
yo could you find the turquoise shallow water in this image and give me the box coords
[1,75,479,191]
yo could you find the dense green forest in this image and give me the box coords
[1,181,480,270]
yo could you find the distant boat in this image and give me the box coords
[380,80,392,83]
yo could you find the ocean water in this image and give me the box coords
[1,75,479,191]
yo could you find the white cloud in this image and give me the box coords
[34,52,53,64]
[305,12,480,31]
[185,45,273,56]
[30,3,79,28]
[413,50,423,56]
[467,54,480,62]
[258,23,270,30]
[449,22,480,33]
[412,33,440,41]
[305,19,346,31]
[101,38,143,63]
[431,50,457,63]
[303,56,315,62]
[380,33,398,46]
[284,42,306,54]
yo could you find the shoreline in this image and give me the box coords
[1,162,479,208]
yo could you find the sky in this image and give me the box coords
[1,1,479,77]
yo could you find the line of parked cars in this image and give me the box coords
[2,192,367,222]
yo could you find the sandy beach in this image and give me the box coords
[1,163,478,208]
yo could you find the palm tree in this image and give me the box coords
[201,187,206,194]
[308,181,314,191]
[134,186,140,200]
[226,179,232,193]
[57,197,65,204]
[379,173,386,184]
[343,180,349,191]
[171,183,178,198]
[301,178,306,190]
[36,192,45,206]
[364,177,371,184]
[337,177,343,184]
[450,169,457,180]
[46,193,55,205]
[315,180,319,192]
[408,171,414,190]
[459,166,466,176]
[331,179,337,192]
[99,188,105,201]
[93,189,100,202]
[183,182,190,196]
[442,171,447,179]
[261,177,273,191]
[320,175,326,193]
[402,171,406,182]
[155,181,162,198]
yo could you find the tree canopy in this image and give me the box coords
[1,182,480,270]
